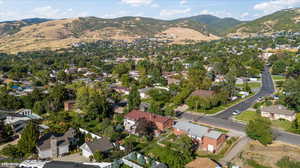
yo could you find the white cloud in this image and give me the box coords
[160,8,191,18]
[0,0,3,5]
[180,0,188,5]
[198,10,233,18]
[151,3,160,8]
[254,0,300,13]
[121,0,153,6]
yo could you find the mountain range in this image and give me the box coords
[0,8,299,53]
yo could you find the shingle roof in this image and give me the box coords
[190,90,215,98]
[205,130,222,139]
[85,137,114,153]
[37,128,75,150]
[125,110,171,124]
[173,121,209,138]
[262,105,295,115]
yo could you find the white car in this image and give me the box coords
[232,110,241,115]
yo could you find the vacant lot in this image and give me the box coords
[232,141,300,168]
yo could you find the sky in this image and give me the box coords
[0,0,300,21]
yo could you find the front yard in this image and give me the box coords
[234,110,299,132]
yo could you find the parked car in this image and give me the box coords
[232,110,241,115]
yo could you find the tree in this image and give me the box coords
[33,101,46,115]
[94,151,104,162]
[128,85,141,111]
[18,121,40,154]
[0,144,24,158]
[135,118,156,137]
[0,121,13,143]
[246,117,273,145]
[138,155,146,165]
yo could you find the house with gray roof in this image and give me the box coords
[261,105,296,121]
[80,137,114,158]
[173,121,226,153]
[37,128,77,159]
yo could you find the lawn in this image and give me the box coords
[235,110,258,123]
[272,75,286,81]
[234,110,292,131]
[236,82,261,89]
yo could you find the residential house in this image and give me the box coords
[138,88,153,99]
[124,110,173,134]
[261,105,296,121]
[173,121,226,153]
[122,152,167,168]
[167,77,180,85]
[64,100,76,111]
[80,137,114,158]
[37,128,78,159]
[185,158,222,168]
[112,86,130,95]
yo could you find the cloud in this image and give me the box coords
[151,3,160,8]
[121,0,153,6]
[180,0,188,5]
[160,8,191,18]
[0,0,3,5]
[254,0,300,13]
[199,10,233,18]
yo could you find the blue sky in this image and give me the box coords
[0,0,300,21]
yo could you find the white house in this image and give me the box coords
[261,105,296,121]
[80,137,114,158]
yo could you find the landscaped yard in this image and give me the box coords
[272,75,286,81]
[236,82,261,89]
[234,110,293,131]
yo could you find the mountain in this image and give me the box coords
[228,8,300,38]
[0,18,51,36]
[0,16,219,53]
[178,15,243,35]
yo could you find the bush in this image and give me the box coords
[246,117,273,145]
[276,156,300,168]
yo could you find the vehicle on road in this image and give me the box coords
[232,110,241,115]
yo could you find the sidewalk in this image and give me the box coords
[221,136,250,164]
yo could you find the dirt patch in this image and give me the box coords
[156,27,219,44]
[294,16,300,23]
[232,140,300,168]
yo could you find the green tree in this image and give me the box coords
[276,156,300,168]
[18,121,40,154]
[33,101,46,115]
[246,117,273,145]
[128,85,141,111]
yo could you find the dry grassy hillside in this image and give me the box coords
[0,17,219,53]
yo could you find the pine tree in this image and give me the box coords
[128,85,141,111]
[18,121,40,154]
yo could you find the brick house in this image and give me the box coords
[124,110,173,134]
[173,121,226,153]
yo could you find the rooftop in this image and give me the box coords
[125,110,172,124]
[261,105,295,116]
[190,90,215,98]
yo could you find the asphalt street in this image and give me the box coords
[179,66,300,146]
[214,65,275,119]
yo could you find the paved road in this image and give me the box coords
[214,65,275,119]
[221,137,250,164]
[179,66,300,146]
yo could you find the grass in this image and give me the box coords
[235,110,258,123]
[234,110,293,131]
[272,75,286,81]
[236,82,261,89]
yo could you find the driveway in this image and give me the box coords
[53,153,90,163]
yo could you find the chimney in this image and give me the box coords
[50,135,58,158]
